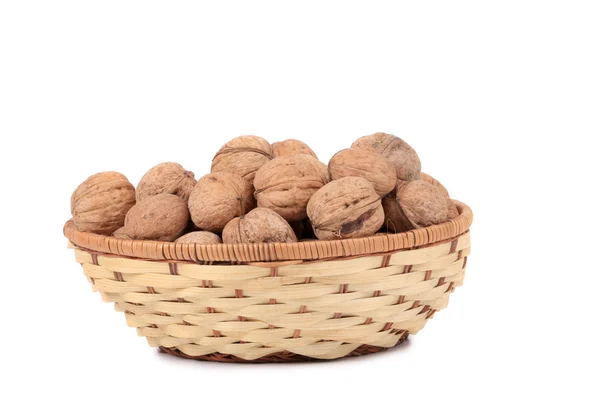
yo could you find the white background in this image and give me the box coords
[1,1,599,399]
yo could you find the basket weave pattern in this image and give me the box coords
[65,202,472,362]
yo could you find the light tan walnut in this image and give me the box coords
[175,231,222,244]
[71,171,136,235]
[211,135,273,183]
[307,176,384,240]
[254,154,328,222]
[271,139,317,158]
[188,172,255,232]
[222,208,297,244]
[352,132,421,181]
[328,148,396,197]
[136,162,196,202]
[124,194,189,241]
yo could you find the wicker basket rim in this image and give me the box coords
[64,200,472,264]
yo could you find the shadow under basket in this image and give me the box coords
[64,201,473,363]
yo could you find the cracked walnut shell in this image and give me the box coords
[307,176,384,240]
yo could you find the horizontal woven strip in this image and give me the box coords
[72,229,470,360]
[65,201,472,263]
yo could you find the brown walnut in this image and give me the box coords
[136,162,196,202]
[71,171,136,235]
[112,226,131,239]
[383,180,448,233]
[211,135,273,183]
[447,199,460,219]
[420,172,459,219]
[254,154,328,222]
[175,231,222,244]
[352,132,421,181]
[271,139,317,158]
[420,172,449,198]
[188,172,255,232]
[328,148,396,197]
[222,208,297,244]
[124,194,189,241]
[307,176,384,240]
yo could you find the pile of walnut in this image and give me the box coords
[70,133,459,244]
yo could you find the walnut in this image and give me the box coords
[271,139,317,158]
[447,199,460,219]
[420,172,449,198]
[136,162,196,202]
[381,188,413,233]
[123,194,189,241]
[71,171,136,235]
[420,172,459,219]
[383,180,448,232]
[307,176,384,240]
[211,135,273,183]
[222,208,297,244]
[351,132,421,181]
[188,172,255,232]
[112,227,131,239]
[175,231,222,244]
[316,159,330,184]
[328,148,396,197]
[254,154,328,222]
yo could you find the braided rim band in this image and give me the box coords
[64,201,472,263]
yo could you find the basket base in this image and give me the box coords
[158,332,409,363]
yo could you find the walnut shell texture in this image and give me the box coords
[329,148,396,197]
[420,172,450,198]
[447,199,460,219]
[352,132,421,181]
[381,188,414,234]
[420,172,458,219]
[271,139,317,158]
[124,194,189,241]
[188,172,255,232]
[175,231,222,244]
[222,208,298,244]
[71,171,136,235]
[397,180,449,228]
[307,176,384,240]
[316,159,330,184]
[254,154,328,222]
[136,162,196,202]
[112,226,131,239]
[211,135,273,183]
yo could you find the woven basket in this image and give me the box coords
[64,201,472,362]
